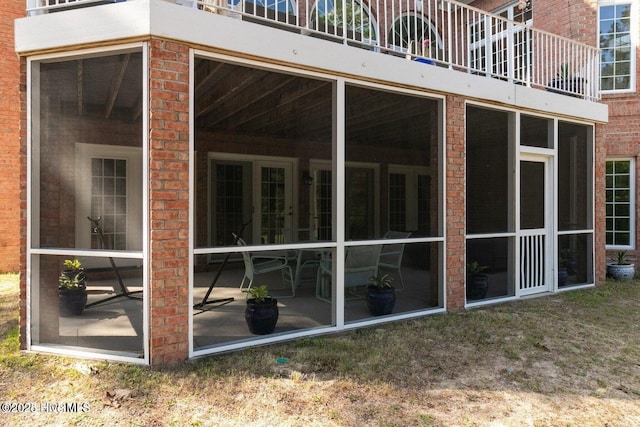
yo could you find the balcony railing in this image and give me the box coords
[27,0,601,101]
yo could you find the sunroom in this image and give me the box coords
[17,0,606,364]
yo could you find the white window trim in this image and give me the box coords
[75,143,143,253]
[605,157,636,250]
[598,0,638,94]
[388,165,430,232]
[26,43,149,365]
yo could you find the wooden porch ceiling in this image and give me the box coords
[45,54,435,148]
[194,58,436,147]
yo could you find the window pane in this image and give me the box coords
[346,242,443,322]
[31,254,144,357]
[616,233,630,246]
[521,115,552,148]
[606,159,633,247]
[466,106,512,234]
[345,84,441,239]
[558,234,594,288]
[32,52,143,250]
[558,122,592,231]
[599,3,633,91]
[466,237,515,300]
[194,59,333,247]
[614,204,629,216]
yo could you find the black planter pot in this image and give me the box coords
[59,286,88,316]
[466,274,489,300]
[558,267,568,286]
[366,286,396,316]
[245,298,279,335]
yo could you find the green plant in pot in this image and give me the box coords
[607,251,635,281]
[244,285,279,335]
[366,273,396,316]
[466,261,489,300]
[58,258,88,316]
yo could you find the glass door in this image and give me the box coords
[255,160,293,244]
[518,155,552,295]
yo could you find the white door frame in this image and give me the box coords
[208,153,297,246]
[253,159,295,244]
[517,153,553,296]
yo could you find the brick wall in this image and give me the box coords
[19,56,27,350]
[603,92,640,262]
[445,95,465,310]
[0,1,24,272]
[148,38,191,365]
[595,123,607,283]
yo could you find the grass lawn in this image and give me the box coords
[1,273,639,426]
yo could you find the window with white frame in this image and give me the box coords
[599,1,636,92]
[606,159,635,248]
[388,167,430,233]
[310,0,378,43]
[469,0,533,82]
[388,14,441,60]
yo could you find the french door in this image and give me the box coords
[254,160,293,244]
[209,157,293,246]
[518,155,552,295]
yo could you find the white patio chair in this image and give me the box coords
[379,231,411,290]
[235,235,295,298]
[316,245,381,302]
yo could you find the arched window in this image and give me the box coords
[389,14,440,58]
[310,0,378,42]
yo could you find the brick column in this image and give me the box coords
[19,55,27,350]
[0,0,24,273]
[148,39,190,365]
[445,95,466,310]
[594,123,607,284]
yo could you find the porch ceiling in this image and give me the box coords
[194,58,434,147]
[49,53,434,148]
[42,53,143,122]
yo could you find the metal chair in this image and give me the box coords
[379,231,411,290]
[316,245,381,302]
[235,235,295,298]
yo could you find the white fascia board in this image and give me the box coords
[15,0,608,124]
[15,0,154,53]
[513,85,608,124]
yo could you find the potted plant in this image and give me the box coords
[560,249,577,275]
[366,273,396,316]
[244,285,279,335]
[58,258,88,316]
[466,261,489,300]
[557,251,569,286]
[607,251,635,281]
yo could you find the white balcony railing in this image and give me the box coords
[26,0,601,101]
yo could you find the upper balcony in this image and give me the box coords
[26,0,600,101]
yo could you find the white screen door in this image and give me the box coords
[518,155,552,295]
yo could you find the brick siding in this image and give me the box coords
[0,1,24,272]
[445,95,466,310]
[148,38,191,364]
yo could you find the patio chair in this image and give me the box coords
[379,231,411,290]
[235,235,295,298]
[316,245,382,302]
